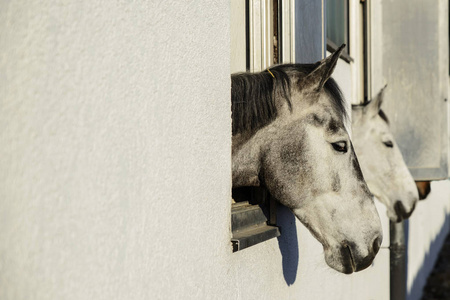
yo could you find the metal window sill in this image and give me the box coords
[231,201,280,252]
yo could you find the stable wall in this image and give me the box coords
[0,1,232,299]
[407,181,450,300]
[0,1,429,300]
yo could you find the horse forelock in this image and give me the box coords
[231,64,348,136]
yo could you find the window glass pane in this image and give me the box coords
[327,0,347,47]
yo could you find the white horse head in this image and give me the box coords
[352,87,419,222]
[232,46,382,274]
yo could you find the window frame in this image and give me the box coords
[230,0,295,252]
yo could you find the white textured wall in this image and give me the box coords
[0,1,231,299]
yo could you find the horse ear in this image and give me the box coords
[365,84,387,117]
[303,44,346,91]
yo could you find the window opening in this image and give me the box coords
[230,0,286,252]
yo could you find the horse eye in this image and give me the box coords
[383,141,394,148]
[332,141,348,153]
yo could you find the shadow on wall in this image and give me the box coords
[277,205,299,285]
[407,210,450,300]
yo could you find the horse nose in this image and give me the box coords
[357,235,382,271]
[372,235,382,255]
[348,234,381,272]
[394,201,416,222]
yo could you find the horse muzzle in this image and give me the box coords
[394,200,416,222]
[342,236,381,274]
[326,234,382,274]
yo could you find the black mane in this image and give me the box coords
[231,64,348,135]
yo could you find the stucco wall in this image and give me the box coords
[0,1,232,299]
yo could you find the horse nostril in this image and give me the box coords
[372,236,381,255]
[394,201,406,220]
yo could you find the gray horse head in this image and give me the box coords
[352,86,419,222]
[232,46,382,274]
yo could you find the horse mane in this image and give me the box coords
[231,67,291,135]
[231,64,348,135]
